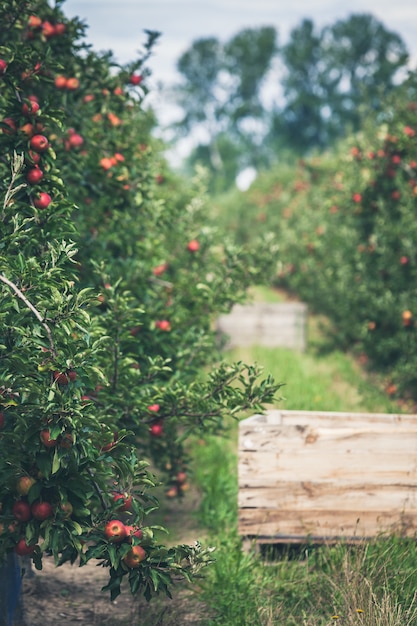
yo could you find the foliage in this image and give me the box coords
[270,14,409,153]
[0,0,279,603]
[213,71,417,400]
[169,14,409,190]
[171,27,278,191]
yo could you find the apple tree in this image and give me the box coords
[0,0,279,611]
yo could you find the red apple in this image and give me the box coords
[66,77,80,90]
[122,545,146,568]
[2,117,17,134]
[16,476,36,496]
[27,150,41,164]
[68,133,84,148]
[152,263,168,276]
[40,429,57,448]
[104,519,127,543]
[112,492,132,512]
[176,471,187,484]
[28,15,42,29]
[165,485,178,498]
[12,500,32,522]
[155,320,171,331]
[124,525,143,543]
[54,23,66,35]
[53,371,69,385]
[150,423,163,437]
[30,134,49,153]
[60,433,73,448]
[22,100,40,117]
[147,404,160,412]
[187,239,200,252]
[54,75,67,89]
[33,192,52,210]
[129,74,142,86]
[0,59,7,75]
[42,21,56,38]
[31,500,53,521]
[67,370,77,382]
[14,538,35,556]
[26,166,44,185]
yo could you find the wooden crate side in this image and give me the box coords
[238,507,417,540]
[216,302,307,350]
[238,410,417,542]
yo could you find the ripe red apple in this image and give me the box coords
[54,75,67,89]
[400,256,409,265]
[54,23,66,35]
[42,20,56,38]
[12,500,32,522]
[0,59,8,75]
[147,404,160,412]
[67,370,77,382]
[33,192,52,210]
[155,320,171,331]
[68,133,84,148]
[104,519,127,543]
[28,15,42,29]
[40,429,57,448]
[129,74,142,86]
[165,485,178,498]
[16,476,36,496]
[60,432,73,449]
[26,166,44,185]
[124,525,143,543]
[30,134,49,153]
[152,263,169,276]
[66,77,80,90]
[112,492,132,512]
[22,100,40,117]
[2,117,17,134]
[27,149,41,164]
[187,239,200,252]
[14,538,35,556]
[176,471,187,484]
[150,423,163,437]
[53,371,69,385]
[20,122,35,137]
[31,500,53,521]
[122,545,146,568]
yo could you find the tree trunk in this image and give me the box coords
[0,554,26,626]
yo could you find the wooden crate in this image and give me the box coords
[216,302,307,351]
[238,410,417,546]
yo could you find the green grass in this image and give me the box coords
[186,293,417,625]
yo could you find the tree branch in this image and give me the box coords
[0,274,56,355]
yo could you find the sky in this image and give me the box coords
[61,0,417,177]
[62,0,417,78]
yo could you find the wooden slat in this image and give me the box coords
[238,482,417,511]
[238,508,417,539]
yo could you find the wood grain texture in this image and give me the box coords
[238,410,417,542]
